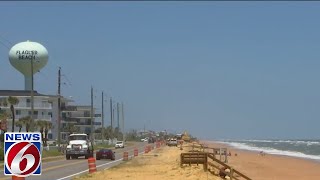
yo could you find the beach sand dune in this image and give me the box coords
[74,145,221,180]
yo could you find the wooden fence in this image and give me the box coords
[180,152,208,171]
[207,153,252,180]
[180,142,251,180]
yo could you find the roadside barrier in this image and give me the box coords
[12,176,24,180]
[123,151,129,161]
[134,148,139,156]
[88,157,97,173]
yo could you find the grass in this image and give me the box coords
[93,143,113,150]
[42,149,64,158]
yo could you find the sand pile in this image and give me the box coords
[74,145,221,180]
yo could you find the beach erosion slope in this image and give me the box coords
[74,144,222,180]
[204,141,320,180]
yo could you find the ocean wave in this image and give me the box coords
[221,142,320,160]
[228,139,320,146]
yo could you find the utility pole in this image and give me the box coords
[57,67,61,151]
[90,86,94,144]
[112,108,115,135]
[101,91,104,144]
[121,102,125,141]
[117,103,120,138]
[30,56,35,131]
[110,97,113,140]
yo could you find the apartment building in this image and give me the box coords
[0,90,54,138]
[0,90,101,141]
[60,104,101,140]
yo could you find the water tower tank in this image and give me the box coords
[9,41,48,90]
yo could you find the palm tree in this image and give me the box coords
[35,120,46,144]
[64,123,80,134]
[44,121,53,147]
[15,120,23,132]
[19,116,32,132]
[0,111,8,133]
[8,96,19,132]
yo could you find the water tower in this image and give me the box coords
[9,41,48,90]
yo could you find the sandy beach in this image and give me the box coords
[74,144,221,180]
[203,141,320,180]
[73,141,320,180]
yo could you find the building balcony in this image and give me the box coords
[61,106,77,112]
[15,115,52,121]
[0,102,52,109]
[74,122,101,126]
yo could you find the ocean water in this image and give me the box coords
[217,139,320,161]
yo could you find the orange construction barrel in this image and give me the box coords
[12,176,24,180]
[134,148,138,156]
[123,151,129,161]
[88,157,97,173]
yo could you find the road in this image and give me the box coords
[0,142,149,180]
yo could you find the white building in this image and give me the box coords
[60,104,101,141]
[0,90,54,138]
[0,90,101,141]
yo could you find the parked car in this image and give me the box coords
[141,138,148,142]
[167,139,178,147]
[96,149,115,160]
[115,141,124,148]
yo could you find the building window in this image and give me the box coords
[84,111,90,117]
[85,127,91,134]
[48,112,52,117]
[16,110,21,115]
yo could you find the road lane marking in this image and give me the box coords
[56,159,122,180]
[0,158,68,173]
[0,144,148,180]
[57,148,146,180]
[42,160,86,172]
[0,160,86,180]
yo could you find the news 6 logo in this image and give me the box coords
[4,132,42,177]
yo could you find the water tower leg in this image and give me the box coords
[25,76,32,91]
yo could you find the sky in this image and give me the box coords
[0,2,320,140]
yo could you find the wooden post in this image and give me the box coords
[204,153,208,171]
[219,148,222,161]
[230,168,234,180]
[225,148,228,163]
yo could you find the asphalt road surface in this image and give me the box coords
[0,142,149,180]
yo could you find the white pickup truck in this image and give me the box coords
[167,138,178,147]
[66,134,93,160]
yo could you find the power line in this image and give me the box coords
[61,74,72,86]
[0,34,13,46]
[0,40,10,49]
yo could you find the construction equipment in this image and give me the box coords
[182,131,191,142]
